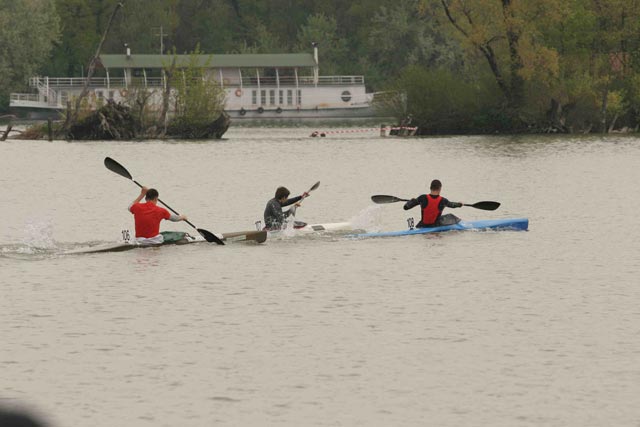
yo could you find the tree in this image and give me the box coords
[165,46,227,138]
[296,13,348,75]
[438,0,562,111]
[44,0,115,77]
[0,0,60,111]
[363,0,465,89]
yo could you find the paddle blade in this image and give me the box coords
[197,228,225,245]
[371,195,409,204]
[467,201,501,211]
[104,157,133,180]
[308,181,320,192]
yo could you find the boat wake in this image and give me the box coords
[0,219,63,259]
[0,243,59,260]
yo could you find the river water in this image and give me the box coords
[1,126,640,427]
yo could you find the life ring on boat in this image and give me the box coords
[235,89,242,97]
[276,107,282,114]
[239,108,246,116]
[119,89,128,97]
[257,107,264,114]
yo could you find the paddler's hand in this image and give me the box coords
[140,186,148,196]
[302,192,310,198]
[179,214,187,221]
[294,202,302,207]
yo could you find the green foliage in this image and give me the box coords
[394,66,506,133]
[0,0,60,110]
[166,45,226,132]
[296,14,348,75]
[364,0,465,89]
[7,0,640,132]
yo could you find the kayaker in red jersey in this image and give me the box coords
[403,179,464,228]
[129,187,187,244]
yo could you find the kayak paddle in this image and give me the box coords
[104,157,225,245]
[464,201,500,211]
[289,181,320,218]
[370,195,410,204]
[371,195,500,211]
[307,181,320,193]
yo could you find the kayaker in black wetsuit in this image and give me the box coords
[263,186,310,230]
[403,179,464,228]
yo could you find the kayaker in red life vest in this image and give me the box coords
[129,187,187,244]
[403,179,464,228]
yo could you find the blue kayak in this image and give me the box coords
[350,218,529,239]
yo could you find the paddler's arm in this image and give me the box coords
[168,213,187,222]
[281,195,304,208]
[442,198,463,208]
[128,186,148,212]
[403,195,424,210]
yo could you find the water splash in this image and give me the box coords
[349,205,384,232]
[0,218,59,259]
[22,218,56,250]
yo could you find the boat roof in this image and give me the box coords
[98,53,317,69]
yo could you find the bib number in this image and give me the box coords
[406,217,415,230]
[121,229,132,243]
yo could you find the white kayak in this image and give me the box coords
[257,219,359,236]
[289,221,355,233]
[65,229,267,254]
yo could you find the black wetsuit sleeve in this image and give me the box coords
[440,197,463,209]
[404,194,427,210]
[281,195,303,207]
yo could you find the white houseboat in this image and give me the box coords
[10,46,379,120]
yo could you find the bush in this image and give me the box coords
[394,66,506,134]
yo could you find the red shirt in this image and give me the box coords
[129,202,170,238]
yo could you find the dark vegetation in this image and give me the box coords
[3,0,640,134]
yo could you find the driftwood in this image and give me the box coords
[67,101,136,140]
[61,100,230,140]
[1,114,16,141]
[166,111,231,139]
[0,124,11,141]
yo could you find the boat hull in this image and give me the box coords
[65,230,267,254]
[350,218,529,239]
[267,221,357,236]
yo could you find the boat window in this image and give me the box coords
[297,89,302,105]
[260,89,266,105]
[252,90,257,105]
[269,89,275,105]
[287,89,293,105]
[108,90,115,100]
[279,90,283,105]
[341,91,352,102]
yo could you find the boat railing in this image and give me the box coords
[29,74,366,89]
[30,77,107,87]
[10,93,41,102]
[316,76,364,85]
[239,75,365,87]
